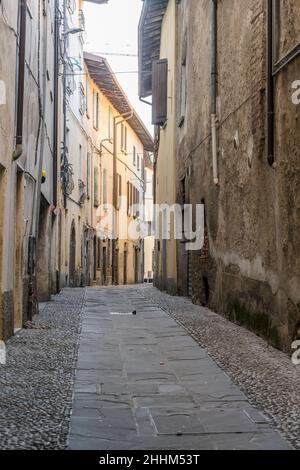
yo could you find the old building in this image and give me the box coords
[139,0,300,352]
[0,0,19,340]
[139,0,177,294]
[143,153,155,283]
[84,53,153,286]
[58,0,110,289]
[0,0,61,339]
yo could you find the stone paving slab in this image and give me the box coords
[69,286,290,450]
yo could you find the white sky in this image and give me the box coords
[83,0,153,133]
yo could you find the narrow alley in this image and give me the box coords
[1,0,300,458]
[1,285,298,450]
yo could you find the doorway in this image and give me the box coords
[69,221,76,287]
[134,247,139,284]
[14,170,24,329]
[36,195,51,301]
[102,246,107,285]
[123,247,127,285]
[93,236,97,282]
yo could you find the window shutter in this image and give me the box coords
[94,166,100,207]
[103,169,108,206]
[152,59,168,126]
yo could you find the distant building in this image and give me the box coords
[143,153,154,283]
[83,53,153,285]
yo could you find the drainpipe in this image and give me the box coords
[267,0,275,166]
[62,0,68,209]
[211,0,219,185]
[112,110,134,284]
[13,0,27,161]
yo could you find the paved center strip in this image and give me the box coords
[68,287,290,450]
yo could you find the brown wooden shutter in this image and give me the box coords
[152,59,168,126]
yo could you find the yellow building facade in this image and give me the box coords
[139,0,177,294]
[84,53,153,285]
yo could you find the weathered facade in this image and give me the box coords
[143,154,155,283]
[0,0,61,339]
[139,0,177,294]
[139,0,300,352]
[0,0,153,344]
[84,53,153,286]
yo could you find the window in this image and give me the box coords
[94,166,100,207]
[103,169,108,209]
[117,174,122,209]
[108,106,113,140]
[67,0,76,14]
[79,144,82,178]
[152,59,168,126]
[97,239,101,269]
[93,90,99,129]
[129,183,133,215]
[86,152,90,199]
[124,126,127,152]
[79,82,86,115]
[127,182,129,214]
[179,61,187,125]
[66,60,76,96]
[137,154,140,171]
[121,124,124,151]
[179,32,187,126]
[141,157,145,181]
[86,80,90,117]
[121,123,127,152]
[127,182,134,216]
[133,146,136,166]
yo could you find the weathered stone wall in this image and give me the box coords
[0,0,18,340]
[176,0,300,351]
[0,291,13,340]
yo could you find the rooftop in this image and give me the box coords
[84,52,154,152]
[138,0,168,98]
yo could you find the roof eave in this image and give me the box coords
[138,0,168,99]
[84,53,154,152]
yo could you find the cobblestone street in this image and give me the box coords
[0,286,296,450]
[69,286,291,450]
[0,289,85,450]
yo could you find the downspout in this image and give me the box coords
[112,110,134,284]
[13,0,27,161]
[53,0,60,293]
[211,0,219,185]
[62,0,68,209]
[267,0,275,166]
